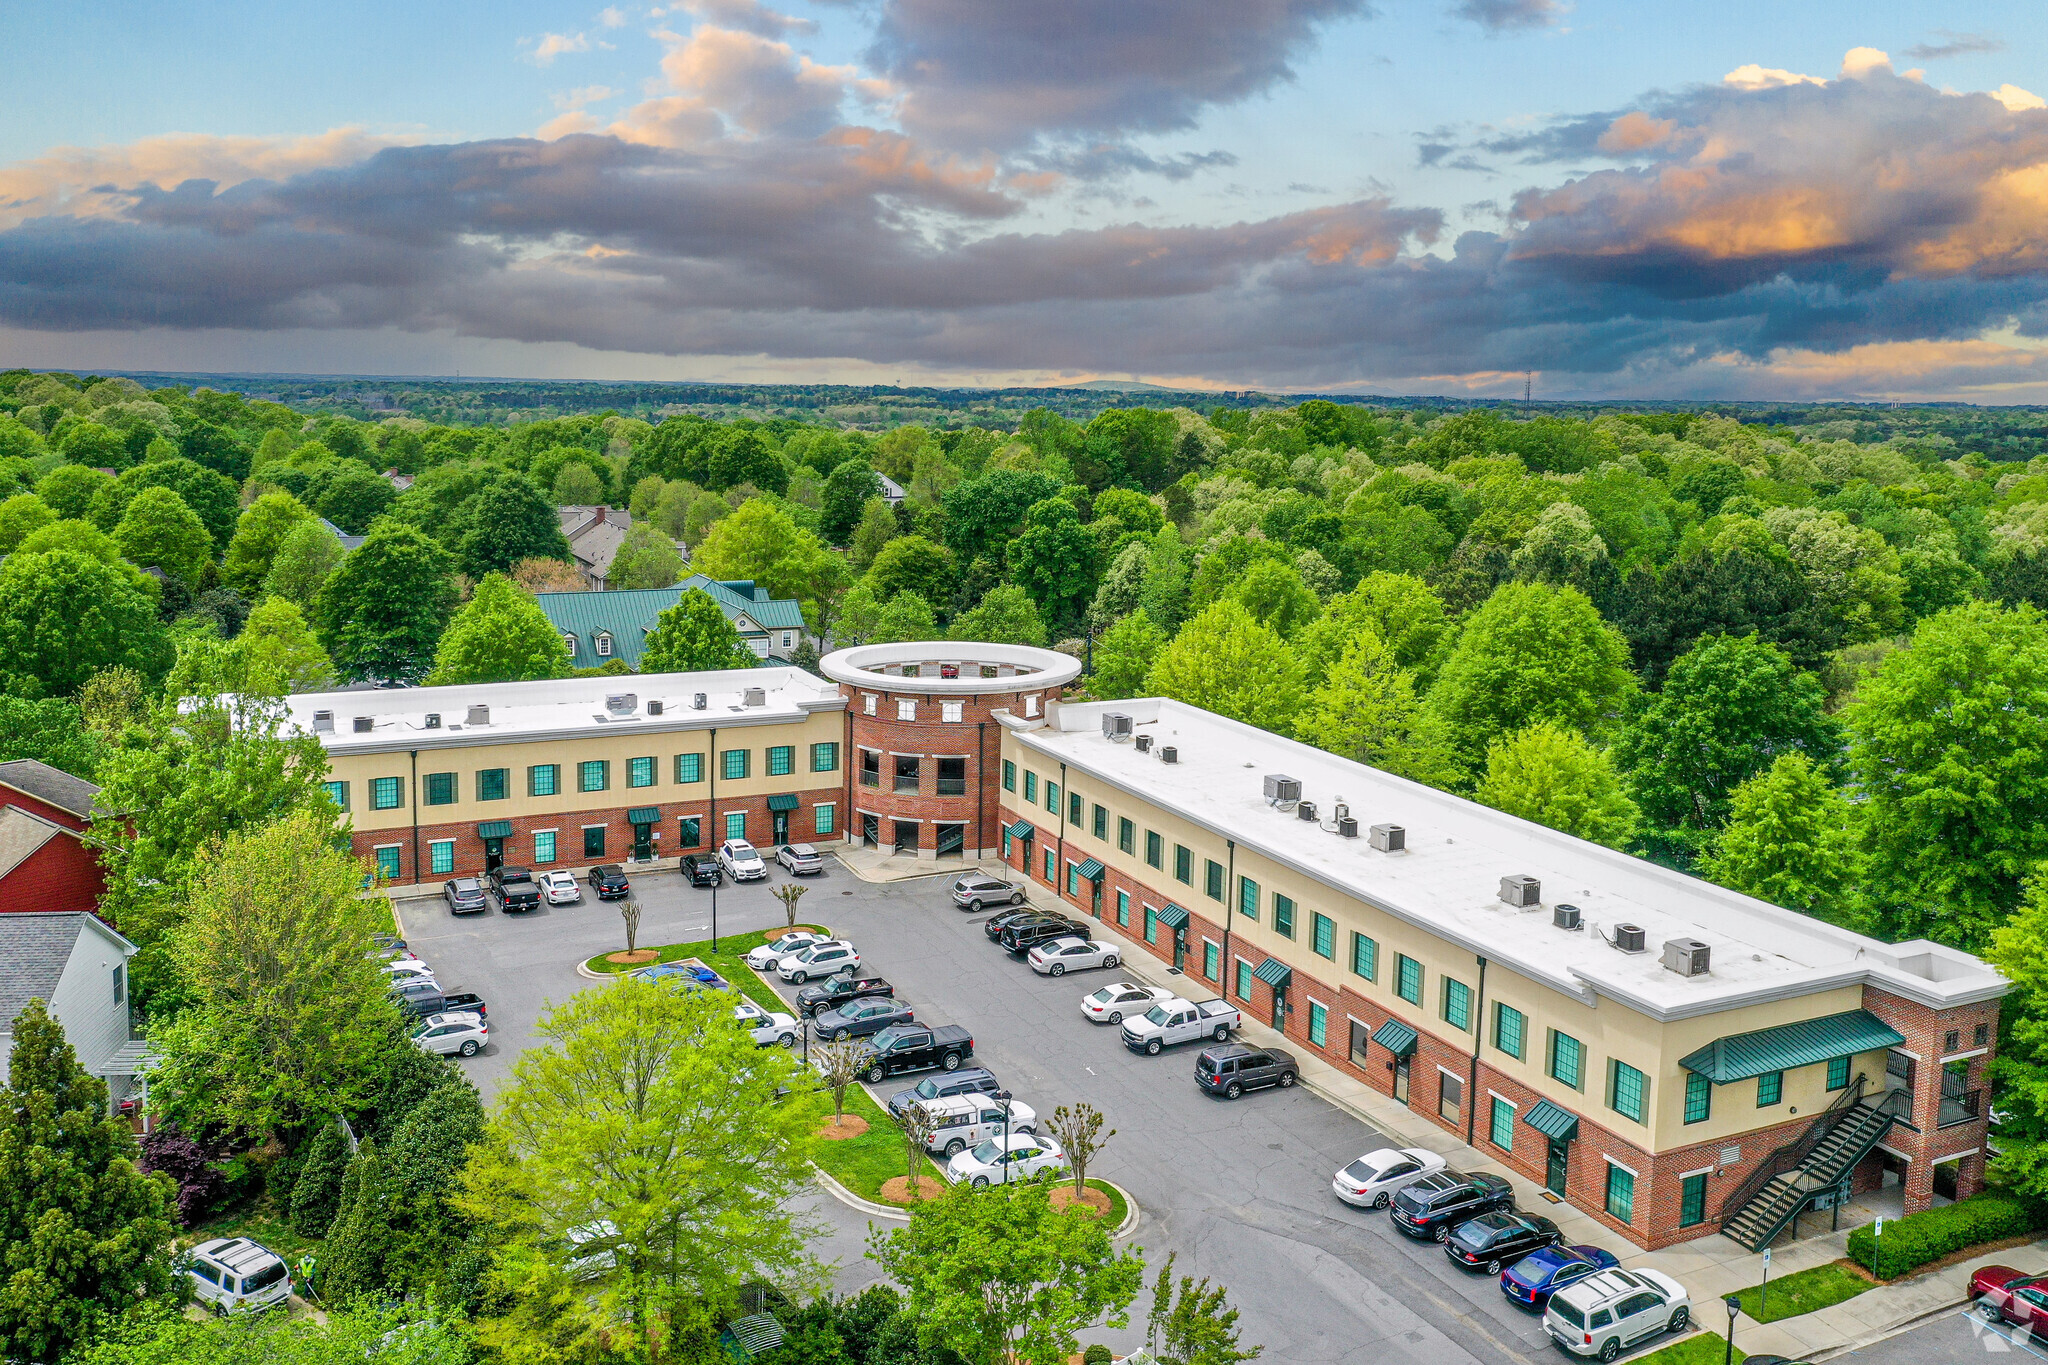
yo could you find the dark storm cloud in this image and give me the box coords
[1902,32,2004,62]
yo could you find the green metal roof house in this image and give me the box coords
[535,576,807,670]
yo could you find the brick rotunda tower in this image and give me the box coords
[819,642,1081,861]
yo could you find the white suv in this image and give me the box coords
[411,1011,488,1057]
[185,1237,292,1314]
[1544,1268,1690,1360]
[777,939,859,983]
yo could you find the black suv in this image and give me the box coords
[998,915,1091,953]
[795,975,894,1019]
[680,854,722,888]
[1194,1044,1299,1098]
[588,864,631,899]
[1390,1170,1516,1241]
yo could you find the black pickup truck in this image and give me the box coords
[859,1024,974,1084]
[488,865,541,913]
[795,974,894,1019]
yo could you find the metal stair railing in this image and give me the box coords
[1717,1074,1867,1227]
[1719,1080,1911,1250]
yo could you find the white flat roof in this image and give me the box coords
[288,667,844,756]
[821,641,1082,695]
[1009,698,2005,1020]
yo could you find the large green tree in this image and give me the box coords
[314,522,458,685]
[322,1083,486,1305]
[950,584,1047,646]
[0,550,172,698]
[821,459,882,544]
[1091,610,1168,700]
[313,466,398,536]
[1008,498,1099,631]
[262,518,346,609]
[1145,600,1305,735]
[0,696,102,780]
[1700,752,1859,918]
[235,597,335,693]
[1294,633,1459,788]
[1291,571,1449,685]
[1473,722,1640,849]
[606,523,685,590]
[449,474,573,580]
[0,1000,177,1363]
[69,1302,474,1365]
[1986,870,2048,1200]
[940,470,1062,560]
[425,573,573,686]
[31,464,111,522]
[640,590,756,673]
[114,485,212,584]
[692,499,843,615]
[867,535,957,613]
[0,492,55,552]
[90,456,239,551]
[221,491,316,593]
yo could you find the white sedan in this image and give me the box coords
[1080,981,1175,1025]
[733,1000,801,1048]
[382,959,437,989]
[1331,1146,1448,1209]
[1027,935,1120,977]
[945,1133,1069,1189]
[538,870,582,905]
[718,839,769,881]
[411,1011,488,1057]
[745,930,825,971]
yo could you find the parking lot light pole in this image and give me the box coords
[995,1088,1013,1185]
[1723,1295,1741,1365]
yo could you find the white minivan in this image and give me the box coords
[918,1094,1039,1157]
[185,1237,292,1314]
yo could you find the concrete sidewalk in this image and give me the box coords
[958,860,2047,1363]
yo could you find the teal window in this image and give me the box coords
[1067,862,1080,896]
[1443,977,1471,1031]
[1489,1097,1514,1151]
[579,760,609,793]
[477,768,508,802]
[1273,894,1295,938]
[370,777,403,810]
[811,742,839,773]
[1312,913,1335,960]
[584,826,606,858]
[678,817,700,848]
[1144,906,1158,944]
[1236,960,1251,1001]
[1002,829,1012,858]
[1605,1164,1636,1224]
[629,756,655,788]
[1610,1060,1648,1124]
[374,846,400,880]
[429,840,454,875]
[1494,1003,1525,1060]
[1757,1071,1783,1107]
[1003,760,1015,791]
[1024,771,1037,802]
[323,780,349,811]
[1042,848,1054,881]
[1204,940,1219,980]
[1145,831,1163,869]
[1351,933,1377,982]
[1205,860,1224,900]
[425,772,456,806]
[534,831,557,864]
[767,746,793,777]
[1174,845,1192,884]
[1046,781,1059,814]
[676,753,703,784]
[725,811,747,841]
[814,804,835,835]
[530,764,559,797]
[1395,954,1422,1005]
[1070,792,1083,825]
[1549,1031,1584,1090]
[1827,1055,1852,1091]
[1238,877,1259,923]
[723,749,749,781]
[1118,817,1135,854]
[1680,1173,1708,1227]
[1092,804,1107,839]
[1309,1002,1327,1047]
[1684,1071,1712,1124]
[1116,890,1130,928]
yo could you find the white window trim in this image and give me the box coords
[372,841,404,850]
[1436,1065,1463,1086]
[1941,1047,1988,1063]
[863,693,877,715]
[1023,694,1040,717]
[1891,1047,1923,1060]
[581,823,608,830]
[1677,1164,1714,1181]
[941,701,964,722]
[896,699,917,720]
[1931,1148,1979,1164]
[1487,1091,1518,1109]
[1875,1143,1912,1163]
[1603,1154,1640,1178]
[1307,994,1330,1012]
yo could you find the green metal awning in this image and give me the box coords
[766,793,800,812]
[1009,819,1036,839]
[1253,957,1293,989]
[1372,1019,1418,1057]
[476,820,514,839]
[1076,857,1106,879]
[1679,1009,1906,1084]
[626,807,663,824]
[1523,1099,1580,1143]
[1158,903,1190,931]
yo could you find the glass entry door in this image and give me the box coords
[632,822,653,862]
[483,837,505,874]
[772,810,790,846]
[1546,1141,1569,1197]
[1393,1054,1411,1105]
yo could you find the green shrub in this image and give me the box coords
[1847,1190,2048,1278]
[288,1122,349,1237]
[1083,1346,1113,1365]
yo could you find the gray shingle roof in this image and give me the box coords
[0,913,90,1026]
[0,759,100,820]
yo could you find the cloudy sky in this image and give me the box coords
[5,1,2048,399]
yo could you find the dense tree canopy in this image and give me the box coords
[426,573,573,685]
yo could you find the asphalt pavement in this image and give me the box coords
[1834,1303,2048,1362]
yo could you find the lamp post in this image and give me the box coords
[995,1088,1014,1185]
[1723,1294,1741,1365]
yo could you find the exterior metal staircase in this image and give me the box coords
[1718,1077,1911,1251]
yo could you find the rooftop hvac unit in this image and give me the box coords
[1297,800,1318,822]
[352,716,373,733]
[1159,746,1178,764]
[466,704,490,727]
[1611,924,1647,953]
[742,688,767,708]
[1662,938,1711,976]
[1263,774,1301,807]
[605,692,638,715]
[1337,816,1359,837]
[1499,875,1541,907]
[313,710,335,733]
[1553,904,1583,931]
[424,713,441,729]
[1135,733,1153,754]
[647,699,664,716]
[1369,823,1405,853]
[693,693,708,710]
[1102,712,1134,742]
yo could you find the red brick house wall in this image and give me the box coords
[0,831,106,915]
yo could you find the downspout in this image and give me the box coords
[708,726,718,852]
[408,748,420,887]
[1466,955,1489,1147]
[1056,761,1069,905]
[844,706,854,846]
[1220,839,1237,995]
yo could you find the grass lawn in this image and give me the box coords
[581,925,831,988]
[1633,1332,1744,1364]
[1734,1261,1872,1323]
[814,1081,931,1202]
[1074,1178,1130,1230]
[182,1199,321,1266]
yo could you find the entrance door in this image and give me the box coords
[632,822,653,862]
[1392,1054,1411,1105]
[1546,1140,1569,1197]
[1090,880,1103,919]
[1271,986,1286,1032]
[772,810,790,847]
[1173,931,1186,972]
[484,837,505,874]
[861,813,879,847]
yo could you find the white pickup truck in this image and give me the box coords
[1120,997,1241,1055]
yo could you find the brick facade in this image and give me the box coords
[845,683,1045,859]
[1861,987,1999,1212]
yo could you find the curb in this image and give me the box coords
[811,1163,913,1222]
[1100,1178,1140,1239]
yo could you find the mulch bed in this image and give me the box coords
[817,1115,869,1140]
[605,949,657,964]
[878,1175,945,1205]
[1050,1185,1113,1217]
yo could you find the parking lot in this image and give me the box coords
[396,858,1688,1365]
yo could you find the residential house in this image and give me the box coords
[318,517,366,552]
[875,473,907,507]
[0,759,107,916]
[536,576,806,669]
[558,505,633,588]
[0,912,148,1122]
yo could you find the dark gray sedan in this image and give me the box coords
[812,995,915,1042]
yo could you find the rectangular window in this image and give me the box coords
[813,804,835,835]
[1442,977,1471,1031]
[1070,792,1083,826]
[767,746,793,777]
[1489,1096,1515,1151]
[1043,848,1054,882]
[1116,890,1130,928]
[1312,913,1335,960]
[375,846,401,880]
[725,811,747,842]
[1046,781,1059,814]
[678,817,700,848]
[323,780,349,811]
[1092,804,1107,840]
[1118,817,1135,854]
[1493,1003,1525,1060]
[1205,860,1224,900]
[1827,1055,1852,1091]
[860,749,880,788]
[527,764,558,798]
[1067,862,1080,896]
[1272,893,1294,939]
[429,839,455,875]
[370,776,403,810]
[863,693,877,716]
[1236,960,1252,1002]
[1174,845,1192,884]
[676,753,703,784]
[1439,1072,1463,1125]
[583,826,605,858]
[1549,1031,1584,1090]
[1679,1173,1709,1227]
[1396,954,1422,1005]
[476,768,508,802]
[533,831,557,864]
[1003,760,1015,792]
[1238,876,1259,923]
[1609,1060,1648,1124]
[1684,1072,1712,1124]
[1145,830,1163,869]
[1024,771,1038,802]
[1309,1002,1328,1047]
[628,756,655,788]
[1144,905,1158,945]
[1351,932,1377,982]
[425,772,456,806]
[937,756,966,795]
[1605,1164,1636,1224]
[1757,1071,1783,1107]
[1204,940,1219,980]
[895,754,921,792]
[579,760,609,793]
[811,742,839,773]
[897,698,916,721]
[112,964,124,1004]
[722,749,749,781]
[941,701,963,723]
[1350,1020,1372,1068]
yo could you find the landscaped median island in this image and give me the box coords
[1632,1335,1745,1365]
[580,925,832,991]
